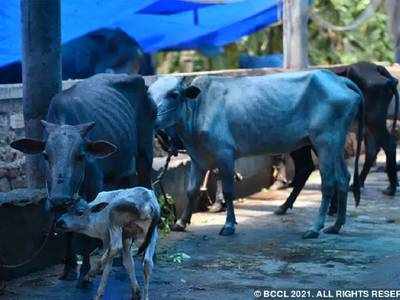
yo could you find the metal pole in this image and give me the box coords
[283,0,309,69]
[21,0,62,188]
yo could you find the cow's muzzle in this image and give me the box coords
[55,218,68,231]
[49,197,74,213]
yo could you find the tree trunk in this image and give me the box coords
[386,0,400,63]
[21,0,62,188]
[283,0,309,69]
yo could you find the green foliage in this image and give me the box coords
[155,0,395,73]
[157,193,176,236]
[309,0,394,65]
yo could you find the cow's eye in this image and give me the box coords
[42,152,49,161]
[76,154,84,162]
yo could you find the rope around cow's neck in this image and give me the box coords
[0,216,56,269]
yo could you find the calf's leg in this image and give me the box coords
[172,162,206,231]
[95,253,114,300]
[143,227,158,300]
[85,249,109,281]
[95,229,122,300]
[275,146,315,215]
[122,238,140,300]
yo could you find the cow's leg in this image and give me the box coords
[76,235,100,288]
[122,238,140,300]
[95,229,122,300]
[324,156,350,234]
[143,227,158,300]
[59,232,77,281]
[358,131,379,187]
[172,162,206,231]
[380,129,398,196]
[303,138,336,239]
[209,179,225,213]
[218,153,237,236]
[327,190,338,216]
[275,146,315,215]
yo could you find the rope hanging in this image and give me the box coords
[309,0,382,32]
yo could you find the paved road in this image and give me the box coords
[2,152,400,300]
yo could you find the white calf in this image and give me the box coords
[57,187,160,300]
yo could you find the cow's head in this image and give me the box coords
[10,121,117,212]
[56,198,109,235]
[148,77,201,129]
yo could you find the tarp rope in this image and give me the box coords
[309,0,382,32]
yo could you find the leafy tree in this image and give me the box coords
[309,0,394,65]
[155,0,395,73]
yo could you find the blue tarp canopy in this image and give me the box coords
[0,0,281,67]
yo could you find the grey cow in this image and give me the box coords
[149,70,363,239]
[11,74,156,286]
[56,187,160,300]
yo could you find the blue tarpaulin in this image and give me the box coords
[0,0,281,67]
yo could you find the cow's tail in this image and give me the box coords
[376,65,399,134]
[391,81,399,134]
[347,81,364,207]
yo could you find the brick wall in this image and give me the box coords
[0,97,26,192]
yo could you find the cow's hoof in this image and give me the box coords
[76,279,91,289]
[208,202,225,213]
[219,225,235,236]
[59,269,77,281]
[274,205,288,215]
[382,186,396,196]
[131,288,141,300]
[323,225,340,235]
[171,223,186,232]
[269,180,289,191]
[302,230,319,239]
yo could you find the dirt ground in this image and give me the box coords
[2,151,400,300]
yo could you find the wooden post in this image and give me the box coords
[21,0,62,188]
[386,0,400,63]
[283,0,309,69]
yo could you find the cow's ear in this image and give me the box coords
[86,140,117,158]
[90,202,109,213]
[183,86,201,100]
[332,66,348,77]
[76,122,95,137]
[10,138,45,154]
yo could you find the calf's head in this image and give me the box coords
[56,199,109,235]
[10,121,117,212]
[148,77,201,129]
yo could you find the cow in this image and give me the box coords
[0,28,155,84]
[56,187,160,300]
[275,62,399,216]
[10,73,156,287]
[149,70,364,239]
